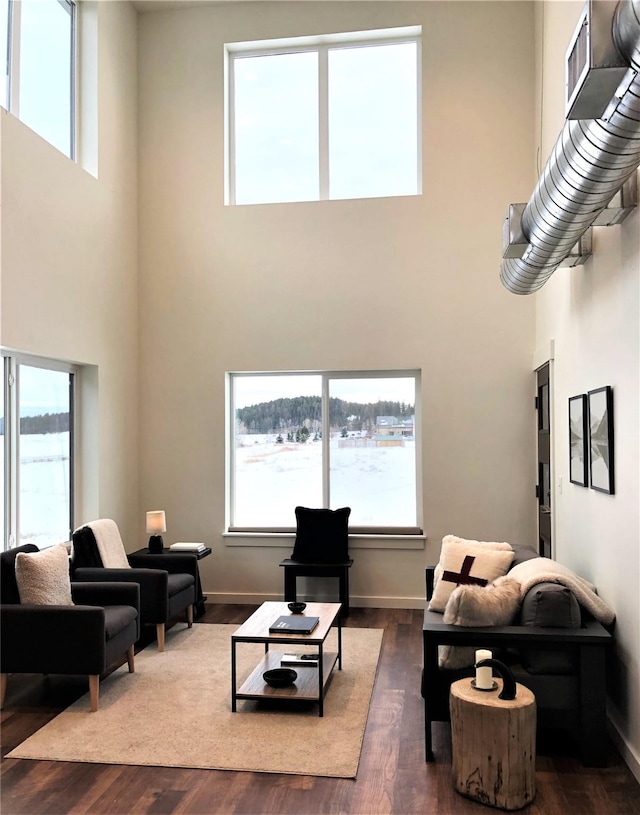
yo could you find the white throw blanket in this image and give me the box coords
[508,557,615,625]
[87,519,131,569]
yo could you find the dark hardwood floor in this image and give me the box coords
[1,604,639,815]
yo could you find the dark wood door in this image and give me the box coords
[536,364,552,558]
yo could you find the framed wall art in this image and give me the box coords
[568,394,588,487]
[587,386,614,495]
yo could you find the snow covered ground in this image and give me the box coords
[5,431,416,547]
[2,433,71,548]
[234,434,416,527]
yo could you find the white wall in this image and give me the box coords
[0,1,140,541]
[137,1,537,607]
[2,0,636,780]
[533,1,640,779]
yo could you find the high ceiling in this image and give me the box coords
[132,0,238,11]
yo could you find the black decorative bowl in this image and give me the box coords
[287,602,307,614]
[263,668,297,688]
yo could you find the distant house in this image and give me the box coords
[374,415,415,445]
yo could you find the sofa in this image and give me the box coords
[421,543,614,767]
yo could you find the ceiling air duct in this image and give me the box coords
[501,0,640,295]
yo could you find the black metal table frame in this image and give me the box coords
[231,606,342,717]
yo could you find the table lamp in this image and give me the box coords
[146,510,166,553]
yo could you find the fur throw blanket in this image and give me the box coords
[508,557,615,625]
[443,576,521,627]
[438,577,521,669]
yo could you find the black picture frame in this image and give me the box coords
[587,386,614,495]
[568,394,588,487]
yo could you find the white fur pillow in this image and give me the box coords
[15,544,74,606]
[428,534,514,613]
[438,577,521,669]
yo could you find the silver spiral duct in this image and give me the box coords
[501,0,640,295]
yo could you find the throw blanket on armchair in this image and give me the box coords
[508,557,615,625]
[86,519,131,570]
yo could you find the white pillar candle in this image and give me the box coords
[475,649,493,689]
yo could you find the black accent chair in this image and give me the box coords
[71,519,196,651]
[279,506,353,617]
[421,550,614,767]
[1,544,140,712]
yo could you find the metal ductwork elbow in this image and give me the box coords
[501,0,640,295]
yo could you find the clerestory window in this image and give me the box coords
[227,370,422,535]
[1,0,76,158]
[226,26,421,205]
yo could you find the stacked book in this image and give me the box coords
[280,652,320,667]
[169,542,206,552]
[269,615,319,634]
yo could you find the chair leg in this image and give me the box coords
[0,674,7,709]
[283,567,297,602]
[127,645,135,673]
[187,604,194,628]
[89,675,99,712]
[156,623,166,652]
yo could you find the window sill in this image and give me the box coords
[223,531,425,550]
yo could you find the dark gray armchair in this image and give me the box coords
[1,544,140,712]
[71,519,196,651]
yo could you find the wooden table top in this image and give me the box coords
[232,601,342,644]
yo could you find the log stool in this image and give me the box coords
[450,678,536,810]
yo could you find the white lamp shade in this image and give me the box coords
[146,510,166,534]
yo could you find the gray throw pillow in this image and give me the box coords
[518,582,581,675]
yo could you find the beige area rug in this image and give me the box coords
[7,624,383,778]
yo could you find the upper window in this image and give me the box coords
[1,0,76,158]
[0,0,8,109]
[2,354,76,550]
[226,27,421,205]
[228,370,421,534]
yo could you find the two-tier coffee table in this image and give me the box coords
[231,601,342,717]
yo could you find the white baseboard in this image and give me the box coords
[608,713,640,784]
[203,592,424,609]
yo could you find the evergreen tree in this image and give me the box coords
[236,395,413,435]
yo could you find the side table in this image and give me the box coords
[129,547,211,619]
[450,678,536,810]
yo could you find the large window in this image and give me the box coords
[1,0,76,158]
[228,370,421,534]
[226,26,421,205]
[2,354,76,550]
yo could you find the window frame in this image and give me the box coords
[2,351,78,551]
[3,0,77,159]
[225,25,422,206]
[226,369,423,539]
